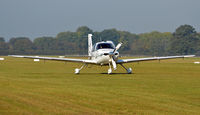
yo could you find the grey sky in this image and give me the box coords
[0,0,199,40]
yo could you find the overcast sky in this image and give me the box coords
[0,0,199,40]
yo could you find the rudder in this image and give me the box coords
[88,34,93,57]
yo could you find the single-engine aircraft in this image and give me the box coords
[9,34,195,74]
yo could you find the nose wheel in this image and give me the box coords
[108,68,112,74]
[108,63,112,74]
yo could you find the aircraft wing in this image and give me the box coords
[117,55,195,64]
[9,55,97,64]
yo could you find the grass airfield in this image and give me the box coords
[0,56,200,115]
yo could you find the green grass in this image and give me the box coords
[0,56,200,115]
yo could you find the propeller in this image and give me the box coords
[110,42,122,70]
[113,42,122,53]
[111,57,117,70]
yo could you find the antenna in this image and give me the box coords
[100,37,102,42]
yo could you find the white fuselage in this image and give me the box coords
[90,42,119,65]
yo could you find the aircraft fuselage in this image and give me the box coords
[90,42,119,65]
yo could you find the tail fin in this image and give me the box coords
[88,34,93,56]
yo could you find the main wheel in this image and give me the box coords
[75,68,80,74]
[127,68,132,74]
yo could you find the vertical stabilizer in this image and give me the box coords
[88,34,93,56]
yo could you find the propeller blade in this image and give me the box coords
[111,57,117,70]
[113,42,122,52]
[108,42,122,70]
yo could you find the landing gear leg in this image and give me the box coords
[75,64,87,74]
[108,63,112,74]
[119,64,132,74]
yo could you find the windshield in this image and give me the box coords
[96,43,114,50]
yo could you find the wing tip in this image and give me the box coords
[184,55,195,57]
[8,55,24,58]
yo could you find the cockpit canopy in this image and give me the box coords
[96,43,114,50]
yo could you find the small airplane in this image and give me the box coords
[10,34,195,74]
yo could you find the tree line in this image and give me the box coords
[0,24,200,56]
